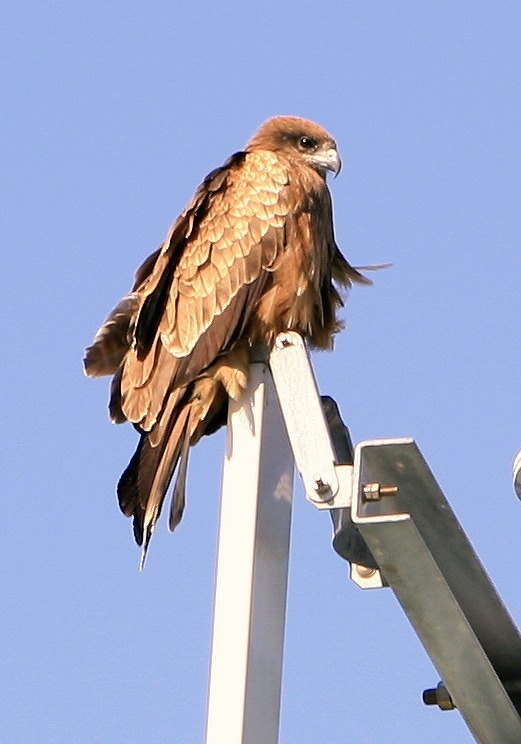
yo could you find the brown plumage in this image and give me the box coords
[84,115,370,567]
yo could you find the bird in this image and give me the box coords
[84,115,371,567]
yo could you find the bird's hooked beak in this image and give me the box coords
[311,144,342,178]
[326,146,342,177]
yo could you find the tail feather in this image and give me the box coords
[117,374,228,568]
[168,430,191,533]
[139,407,191,567]
[117,393,191,569]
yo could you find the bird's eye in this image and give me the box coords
[298,136,317,151]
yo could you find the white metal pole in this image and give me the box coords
[205,362,294,744]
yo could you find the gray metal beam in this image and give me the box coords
[351,439,521,744]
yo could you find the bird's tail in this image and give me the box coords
[117,378,227,569]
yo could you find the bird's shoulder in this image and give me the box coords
[172,151,298,278]
[185,149,293,227]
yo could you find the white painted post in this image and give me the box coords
[205,362,294,744]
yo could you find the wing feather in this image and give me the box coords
[83,293,139,377]
[116,150,293,430]
[157,151,291,359]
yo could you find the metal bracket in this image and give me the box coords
[351,438,521,743]
[269,334,521,742]
[269,331,351,508]
[207,335,521,744]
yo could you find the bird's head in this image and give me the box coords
[246,116,341,178]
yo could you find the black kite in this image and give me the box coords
[84,116,370,565]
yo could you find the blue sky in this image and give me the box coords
[2,2,521,742]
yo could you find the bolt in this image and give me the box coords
[313,476,331,495]
[275,333,294,348]
[362,483,398,502]
[422,688,438,706]
[310,475,334,503]
[422,683,455,710]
